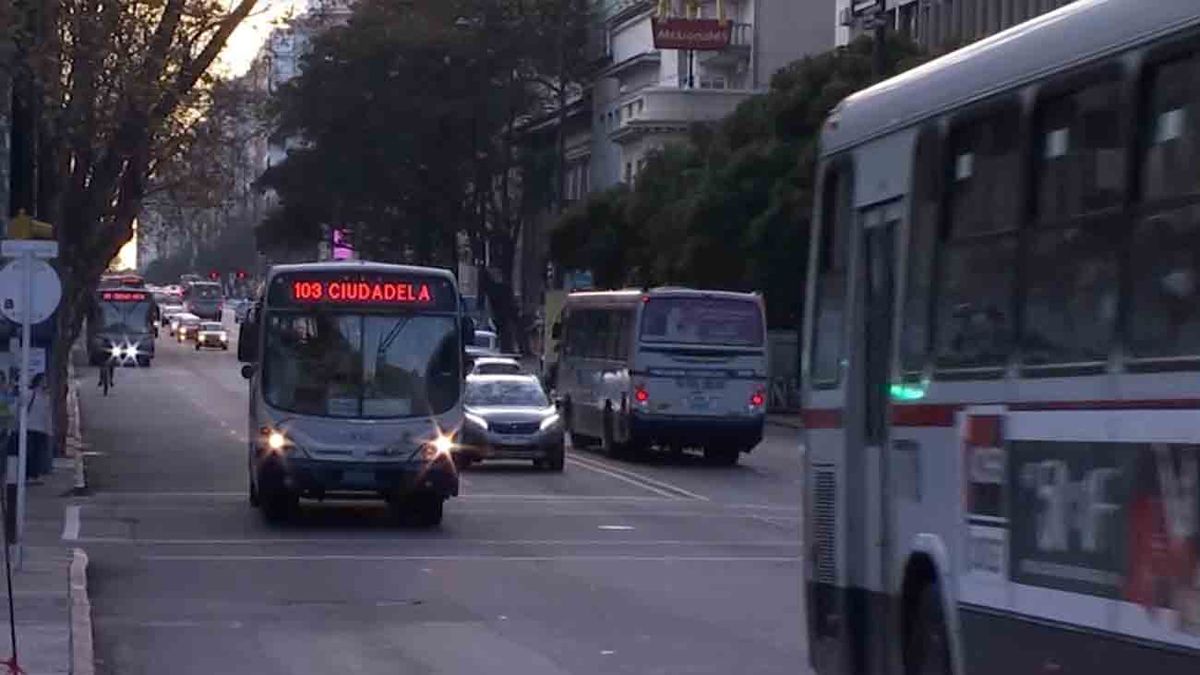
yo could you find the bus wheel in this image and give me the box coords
[703,446,740,466]
[905,580,953,675]
[136,356,150,367]
[394,493,443,528]
[258,474,296,524]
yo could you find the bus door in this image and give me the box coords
[848,198,905,675]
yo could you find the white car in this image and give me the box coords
[194,322,229,351]
[169,312,200,337]
[469,356,523,376]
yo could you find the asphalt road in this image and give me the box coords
[72,318,810,675]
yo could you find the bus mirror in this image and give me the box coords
[237,320,259,363]
[550,321,561,340]
[240,364,254,380]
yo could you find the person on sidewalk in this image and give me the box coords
[25,373,53,482]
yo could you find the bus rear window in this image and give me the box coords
[639,298,763,347]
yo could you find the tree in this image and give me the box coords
[15,0,257,453]
[260,0,595,352]
[548,34,930,328]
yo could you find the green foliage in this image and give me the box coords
[550,34,930,328]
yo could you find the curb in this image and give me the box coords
[766,416,804,430]
[68,548,95,675]
[66,362,87,495]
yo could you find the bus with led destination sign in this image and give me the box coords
[87,286,156,367]
[241,262,469,525]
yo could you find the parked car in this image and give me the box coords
[457,374,564,471]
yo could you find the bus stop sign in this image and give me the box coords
[0,258,62,324]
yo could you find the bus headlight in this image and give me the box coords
[267,430,287,451]
[420,432,456,461]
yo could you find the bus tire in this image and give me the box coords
[703,446,740,466]
[396,493,443,528]
[248,466,260,507]
[260,488,296,524]
[136,356,151,367]
[904,579,953,675]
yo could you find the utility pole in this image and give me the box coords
[872,0,888,77]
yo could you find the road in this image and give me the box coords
[72,319,809,675]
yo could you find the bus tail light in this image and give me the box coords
[749,387,766,410]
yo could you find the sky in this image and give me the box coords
[217,0,308,78]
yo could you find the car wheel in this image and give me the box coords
[194,343,200,351]
[703,446,740,466]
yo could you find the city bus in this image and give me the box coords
[801,2,1200,674]
[236,262,469,525]
[555,288,767,465]
[182,280,224,320]
[86,286,155,367]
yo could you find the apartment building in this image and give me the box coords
[588,0,835,189]
[836,0,1080,51]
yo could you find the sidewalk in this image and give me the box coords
[0,360,92,675]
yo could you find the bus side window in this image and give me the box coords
[810,163,850,386]
[900,128,940,373]
[935,107,1020,369]
[1129,52,1200,361]
[1021,79,1123,366]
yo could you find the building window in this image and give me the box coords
[699,75,728,90]
[624,162,633,183]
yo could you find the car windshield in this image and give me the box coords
[98,300,151,334]
[201,323,223,331]
[464,379,549,408]
[640,297,764,347]
[263,311,460,418]
[473,332,496,349]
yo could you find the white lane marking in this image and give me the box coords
[79,536,799,547]
[564,457,679,500]
[597,525,635,531]
[601,650,615,656]
[93,491,245,498]
[62,504,81,541]
[567,453,710,501]
[142,553,802,563]
[460,494,668,502]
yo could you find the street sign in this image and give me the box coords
[1,239,59,259]
[0,258,62,324]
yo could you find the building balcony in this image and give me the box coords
[695,22,752,68]
[608,86,753,142]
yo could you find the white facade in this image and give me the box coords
[590,0,835,190]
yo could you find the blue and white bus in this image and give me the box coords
[554,287,768,465]
[237,262,470,525]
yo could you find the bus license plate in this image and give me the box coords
[689,395,711,411]
[342,470,374,486]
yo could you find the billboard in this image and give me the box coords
[650,18,732,51]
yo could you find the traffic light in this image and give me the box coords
[236,270,247,280]
[209,270,219,281]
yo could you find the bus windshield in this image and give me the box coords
[262,311,460,418]
[639,297,764,347]
[99,300,152,334]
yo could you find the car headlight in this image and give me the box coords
[465,412,489,430]
[539,413,561,431]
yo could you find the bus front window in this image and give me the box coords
[263,313,460,418]
[100,301,152,334]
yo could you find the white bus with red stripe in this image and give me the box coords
[555,288,768,464]
[801,2,1200,674]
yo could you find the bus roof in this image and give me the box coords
[821,0,1200,156]
[266,261,456,282]
[565,287,761,307]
